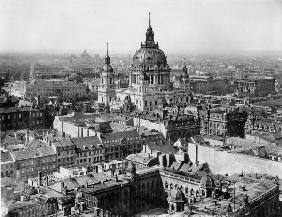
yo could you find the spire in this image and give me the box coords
[144,12,156,48]
[149,12,151,28]
[105,42,110,65]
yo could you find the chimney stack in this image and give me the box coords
[45,175,49,186]
[38,171,42,186]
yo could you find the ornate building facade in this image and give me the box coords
[98,14,192,111]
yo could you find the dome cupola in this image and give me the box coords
[132,13,168,68]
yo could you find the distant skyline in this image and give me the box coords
[0,0,282,54]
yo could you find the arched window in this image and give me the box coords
[165,182,168,189]
[185,187,189,194]
[190,188,194,196]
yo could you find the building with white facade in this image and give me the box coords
[25,79,86,98]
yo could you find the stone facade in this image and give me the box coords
[25,79,86,99]
[235,77,276,97]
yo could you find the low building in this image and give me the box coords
[55,166,88,179]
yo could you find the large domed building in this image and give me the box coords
[99,13,191,110]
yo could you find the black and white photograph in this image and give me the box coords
[0,0,282,216]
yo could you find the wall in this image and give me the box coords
[187,143,282,179]
[133,118,167,137]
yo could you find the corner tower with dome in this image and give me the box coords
[113,13,191,111]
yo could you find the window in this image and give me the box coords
[8,115,10,120]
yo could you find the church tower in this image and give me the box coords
[98,43,115,105]
[179,63,190,90]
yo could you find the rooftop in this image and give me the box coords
[12,145,56,160]
[99,129,140,143]
[70,136,103,150]
[1,150,15,163]
[195,173,277,216]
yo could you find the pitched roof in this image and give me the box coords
[126,153,157,166]
[99,129,140,143]
[70,136,102,150]
[1,150,14,163]
[179,162,193,173]
[28,140,49,149]
[52,139,74,148]
[37,146,56,156]
[170,162,182,170]
[146,140,177,153]
[2,135,20,145]
[12,145,56,160]
[12,148,40,160]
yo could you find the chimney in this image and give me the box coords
[27,130,29,144]
[20,195,25,201]
[38,171,42,186]
[61,182,67,195]
[115,174,118,182]
[63,132,65,138]
[196,144,198,163]
[46,175,49,186]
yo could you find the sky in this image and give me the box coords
[0,0,282,54]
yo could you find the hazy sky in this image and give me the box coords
[0,0,282,53]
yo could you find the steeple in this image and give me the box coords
[105,42,110,65]
[149,12,151,28]
[144,12,157,48]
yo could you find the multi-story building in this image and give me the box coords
[235,77,276,97]
[101,130,143,162]
[133,109,200,143]
[12,142,57,182]
[50,164,279,217]
[200,106,248,138]
[0,106,46,132]
[25,79,86,99]
[31,64,66,79]
[71,136,104,165]
[53,113,110,138]
[190,76,231,95]
[52,139,76,169]
[1,148,16,179]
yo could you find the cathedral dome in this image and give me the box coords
[132,48,167,67]
[132,12,168,68]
